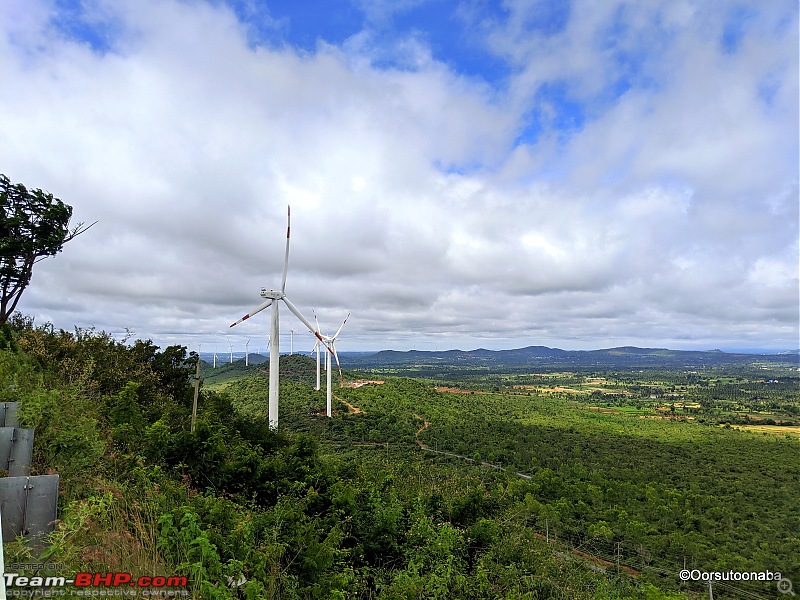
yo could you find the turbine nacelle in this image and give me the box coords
[260,288,283,299]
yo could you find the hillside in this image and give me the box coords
[200,353,326,388]
[1,321,687,599]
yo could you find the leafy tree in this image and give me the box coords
[0,173,94,325]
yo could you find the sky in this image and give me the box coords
[0,0,797,354]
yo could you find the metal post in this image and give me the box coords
[191,357,200,432]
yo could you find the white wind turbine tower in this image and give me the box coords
[245,338,251,366]
[314,312,350,417]
[310,338,322,391]
[230,206,329,430]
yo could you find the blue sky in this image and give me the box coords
[0,0,797,352]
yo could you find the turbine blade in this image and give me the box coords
[230,299,272,327]
[332,344,344,383]
[281,296,324,342]
[280,205,290,293]
[332,312,351,340]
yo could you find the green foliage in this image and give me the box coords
[0,345,43,402]
[339,375,799,597]
[42,492,115,565]
[589,520,614,542]
[6,317,754,597]
[107,381,147,451]
[15,324,194,409]
[16,383,105,481]
[157,511,230,598]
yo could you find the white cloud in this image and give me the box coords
[0,0,796,352]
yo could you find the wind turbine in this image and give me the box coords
[314,312,350,417]
[310,338,322,391]
[245,338,251,367]
[230,206,328,429]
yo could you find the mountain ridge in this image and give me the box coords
[342,345,800,369]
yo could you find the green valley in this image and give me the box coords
[0,319,797,599]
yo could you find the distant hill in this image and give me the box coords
[340,345,800,370]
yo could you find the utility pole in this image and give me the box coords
[191,356,200,432]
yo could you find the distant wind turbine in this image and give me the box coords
[245,338,251,366]
[314,312,350,417]
[230,206,328,429]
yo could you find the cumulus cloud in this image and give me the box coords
[0,0,796,352]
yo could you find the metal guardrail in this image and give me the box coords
[0,403,60,547]
[0,428,34,477]
[0,475,59,543]
[0,403,19,428]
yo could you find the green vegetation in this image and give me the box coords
[201,353,320,390]
[0,316,797,598]
[336,379,799,584]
